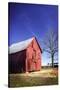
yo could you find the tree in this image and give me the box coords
[43,30,58,67]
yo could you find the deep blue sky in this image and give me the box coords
[8,3,58,65]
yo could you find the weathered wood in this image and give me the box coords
[26,38,41,72]
[9,37,42,73]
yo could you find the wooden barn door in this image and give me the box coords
[32,50,36,71]
[32,49,40,71]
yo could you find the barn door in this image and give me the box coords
[32,50,36,71]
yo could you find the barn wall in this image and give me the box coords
[9,50,26,73]
[26,38,41,72]
[9,38,42,73]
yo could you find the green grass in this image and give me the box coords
[8,68,58,87]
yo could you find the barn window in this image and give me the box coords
[32,50,37,63]
[38,52,40,59]
[32,50,36,59]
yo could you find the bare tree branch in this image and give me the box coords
[42,29,58,67]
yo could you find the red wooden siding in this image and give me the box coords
[9,50,26,73]
[9,37,42,73]
[26,38,41,72]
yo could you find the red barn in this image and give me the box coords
[9,37,42,73]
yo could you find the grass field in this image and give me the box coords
[8,68,58,87]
